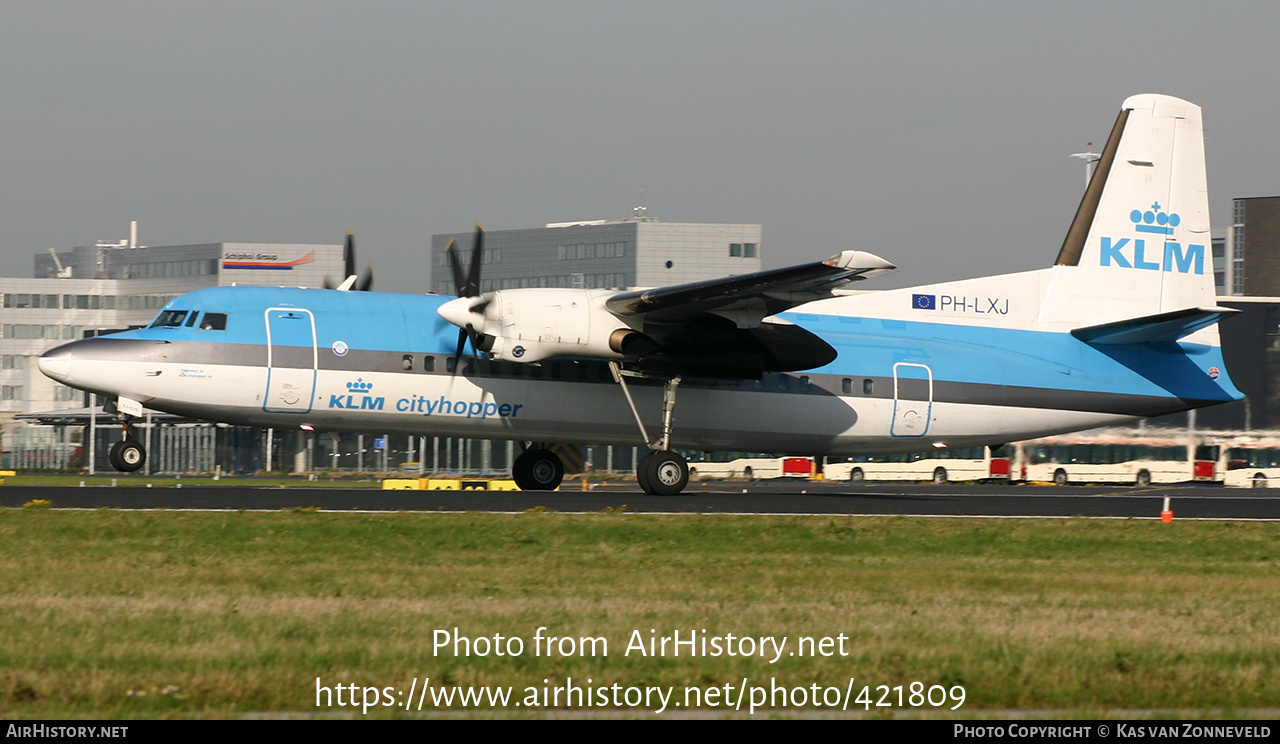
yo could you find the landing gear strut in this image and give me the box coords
[512,445,564,491]
[610,362,690,496]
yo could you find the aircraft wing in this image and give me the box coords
[604,250,895,328]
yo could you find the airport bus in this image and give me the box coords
[1215,432,1280,488]
[682,453,816,480]
[822,446,1007,484]
[1017,429,1216,486]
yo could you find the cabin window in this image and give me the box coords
[777,375,790,392]
[863,379,874,395]
[842,378,852,395]
[423,355,435,372]
[402,355,413,371]
[150,310,188,328]
[799,375,811,392]
[446,357,457,374]
[200,313,227,330]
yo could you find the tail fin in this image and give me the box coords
[1044,94,1216,323]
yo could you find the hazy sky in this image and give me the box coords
[2,1,1278,293]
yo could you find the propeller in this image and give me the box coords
[445,224,494,371]
[323,232,374,291]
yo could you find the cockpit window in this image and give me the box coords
[185,312,200,327]
[150,310,188,328]
[200,313,228,331]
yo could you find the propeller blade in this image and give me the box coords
[358,267,374,292]
[445,237,467,296]
[465,223,485,297]
[344,232,357,281]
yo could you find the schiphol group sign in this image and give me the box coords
[222,249,317,271]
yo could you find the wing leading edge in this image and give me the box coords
[604,250,894,327]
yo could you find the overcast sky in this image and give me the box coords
[2,1,1278,293]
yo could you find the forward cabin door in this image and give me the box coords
[264,307,318,414]
[891,362,933,438]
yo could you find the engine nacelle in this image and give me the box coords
[438,288,643,364]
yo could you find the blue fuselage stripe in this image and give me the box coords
[121,286,1240,408]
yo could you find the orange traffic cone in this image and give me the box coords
[1160,496,1173,523]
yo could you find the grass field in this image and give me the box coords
[0,508,1276,718]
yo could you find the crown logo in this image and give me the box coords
[346,378,373,393]
[1130,202,1180,235]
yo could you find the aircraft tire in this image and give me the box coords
[638,451,688,496]
[110,439,146,473]
[635,453,654,493]
[512,448,563,491]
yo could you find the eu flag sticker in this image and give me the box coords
[912,294,936,310]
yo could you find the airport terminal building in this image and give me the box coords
[431,216,762,294]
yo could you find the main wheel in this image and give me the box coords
[109,439,146,473]
[638,451,689,496]
[512,448,563,491]
[636,453,654,493]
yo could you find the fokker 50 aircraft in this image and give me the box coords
[38,94,1241,495]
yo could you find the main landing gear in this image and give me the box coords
[512,445,564,491]
[610,362,690,496]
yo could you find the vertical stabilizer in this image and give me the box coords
[1042,95,1216,325]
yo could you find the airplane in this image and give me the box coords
[37,94,1241,495]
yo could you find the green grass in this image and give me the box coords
[0,510,1276,718]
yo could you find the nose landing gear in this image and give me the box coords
[104,401,146,473]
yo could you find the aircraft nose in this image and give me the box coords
[38,345,75,383]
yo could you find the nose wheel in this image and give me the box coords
[109,438,146,472]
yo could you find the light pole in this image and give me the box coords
[1069,147,1100,190]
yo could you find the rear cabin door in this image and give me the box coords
[264,307,317,414]
[891,362,933,438]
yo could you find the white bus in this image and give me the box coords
[1216,432,1280,488]
[1018,429,1216,486]
[682,453,815,480]
[823,446,1007,484]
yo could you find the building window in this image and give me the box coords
[730,243,743,257]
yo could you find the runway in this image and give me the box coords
[3,481,1279,520]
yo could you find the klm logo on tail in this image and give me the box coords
[1099,203,1204,275]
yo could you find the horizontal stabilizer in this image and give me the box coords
[1070,306,1238,345]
